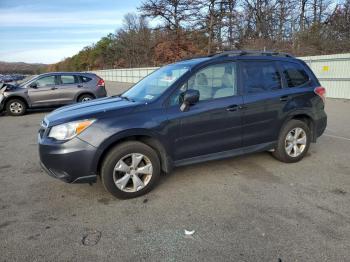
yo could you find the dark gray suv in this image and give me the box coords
[0,72,106,116]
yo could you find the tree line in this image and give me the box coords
[50,0,350,71]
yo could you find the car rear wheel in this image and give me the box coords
[101,141,161,199]
[272,119,311,163]
[6,99,26,116]
[78,94,94,102]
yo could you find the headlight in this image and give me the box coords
[48,119,96,141]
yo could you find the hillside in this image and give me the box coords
[0,61,47,74]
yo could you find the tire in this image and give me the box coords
[272,119,311,163]
[101,141,161,199]
[78,94,94,102]
[6,99,26,116]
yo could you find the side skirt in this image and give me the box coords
[173,141,276,167]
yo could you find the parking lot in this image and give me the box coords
[0,81,350,261]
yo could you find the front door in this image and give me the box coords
[167,62,243,161]
[28,75,59,107]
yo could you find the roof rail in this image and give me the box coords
[212,50,294,58]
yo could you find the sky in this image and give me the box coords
[0,0,143,64]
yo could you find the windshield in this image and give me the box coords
[122,64,190,102]
[19,75,37,87]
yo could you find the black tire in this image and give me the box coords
[272,119,311,163]
[101,141,161,199]
[6,99,26,116]
[78,94,94,102]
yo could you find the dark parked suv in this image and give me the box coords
[0,72,106,116]
[38,51,327,199]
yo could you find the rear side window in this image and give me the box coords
[241,61,282,93]
[80,76,92,83]
[60,75,77,84]
[281,62,310,87]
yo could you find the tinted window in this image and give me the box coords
[242,61,282,93]
[35,76,56,87]
[60,75,77,84]
[81,76,92,83]
[282,62,310,87]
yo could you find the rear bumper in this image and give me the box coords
[314,112,327,139]
[39,136,98,184]
[95,87,107,98]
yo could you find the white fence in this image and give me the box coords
[90,67,158,84]
[91,53,350,99]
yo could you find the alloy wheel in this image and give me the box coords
[113,153,153,192]
[285,127,307,157]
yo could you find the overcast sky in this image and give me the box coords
[0,0,142,64]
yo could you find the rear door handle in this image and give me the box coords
[77,84,83,88]
[226,105,238,112]
[280,95,289,102]
[51,87,57,90]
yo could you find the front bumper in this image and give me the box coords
[39,135,98,184]
[0,94,5,112]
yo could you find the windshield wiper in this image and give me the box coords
[114,94,135,102]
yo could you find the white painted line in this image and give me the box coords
[324,134,350,141]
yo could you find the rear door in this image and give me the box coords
[56,74,81,104]
[28,75,60,106]
[240,60,287,146]
[166,61,244,161]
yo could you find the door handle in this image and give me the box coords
[51,87,57,90]
[280,95,289,102]
[226,105,238,112]
[77,84,83,88]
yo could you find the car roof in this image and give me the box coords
[176,50,300,67]
[38,72,96,77]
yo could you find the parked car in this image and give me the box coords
[38,51,327,199]
[0,72,106,116]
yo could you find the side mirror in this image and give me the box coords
[29,83,38,89]
[180,89,200,112]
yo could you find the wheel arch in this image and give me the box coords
[4,95,29,109]
[76,92,96,102]
[282,112,316,142]
[94,132,172,177]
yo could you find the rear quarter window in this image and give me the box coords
[80,76,92,83]
[281,62,310,87]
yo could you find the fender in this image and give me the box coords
[279,109,316,142]
[90,128,172,175]
[74,90,96,101]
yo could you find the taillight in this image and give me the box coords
[97,78,105,87]
[314,86,326,103]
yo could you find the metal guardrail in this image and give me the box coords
[91,53,350,99]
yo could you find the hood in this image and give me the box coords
[1,83,20,93]
[45,96,141,126]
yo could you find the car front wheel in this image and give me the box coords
[101,141,161,199]
[272,119,311,163]
[6,99,26,116]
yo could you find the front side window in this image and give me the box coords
[170,62,237,105]
[242,61,282,93]
[281,62,310,87]
[60,75,77,84]
[122,64,190,102]
[34,76,56,87]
